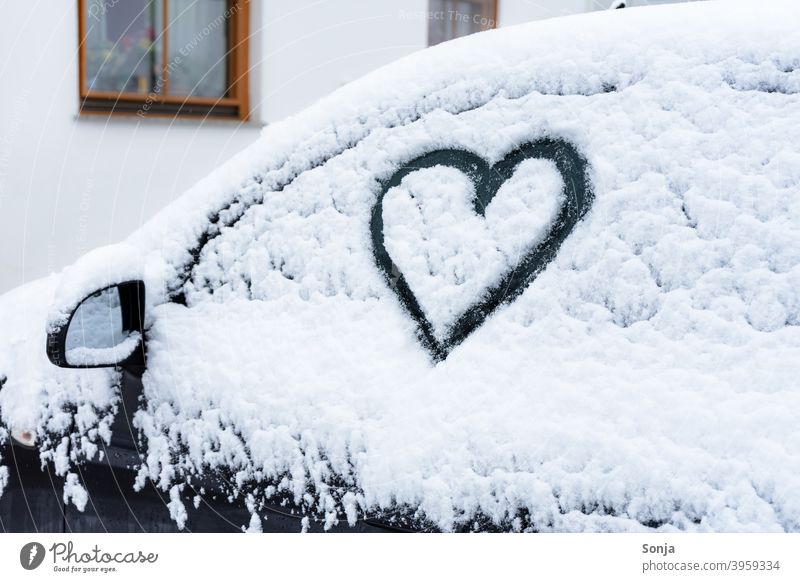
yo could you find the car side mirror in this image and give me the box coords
[46,281,145,370]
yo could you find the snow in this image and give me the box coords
[1,0,800,532]
[0,428,7,498]
[63,284,142,366]
[383,160,565,340]
[65,332,141,367]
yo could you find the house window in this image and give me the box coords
[428,0,498,46]
[78,0,250,120]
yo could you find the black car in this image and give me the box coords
[2,2,799,533]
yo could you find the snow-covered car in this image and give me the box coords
[1,0,799,533]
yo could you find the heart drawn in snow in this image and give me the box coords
[370,138,593,361]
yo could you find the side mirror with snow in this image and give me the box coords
[46,281,145,370]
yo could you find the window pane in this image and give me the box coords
[428,0,495,46]
[167,0,231,99]
[84,0,163,95]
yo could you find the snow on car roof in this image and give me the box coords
[2,0,800,531]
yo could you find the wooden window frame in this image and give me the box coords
[77,0,250,121]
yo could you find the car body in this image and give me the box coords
[1,0,799,533]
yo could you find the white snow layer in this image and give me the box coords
[0,465,7,499]
[66,332,141,368]
[1,0,799,531]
